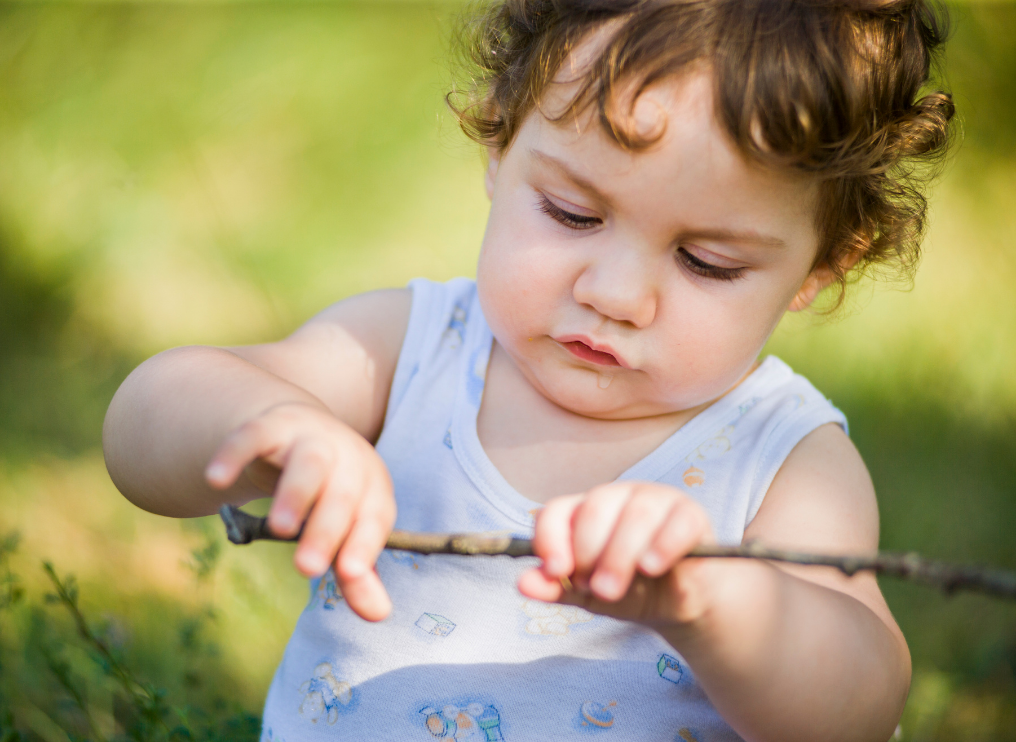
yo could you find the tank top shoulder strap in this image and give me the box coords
[384,277,480,429]
[742,357,848,527]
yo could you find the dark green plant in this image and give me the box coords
[0,532,258,742]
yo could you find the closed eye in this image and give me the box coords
[537,193,601,230]
[677,248,745,282]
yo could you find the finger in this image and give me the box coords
[243,458,281,495]
[638,496,713,576]
[531,494,584,579]
[337,567,392,622]
[517,568,564,603]
[205,417,284,489]
[292,466,364,577]
[336,497,395,580]
[570,484,632,587]
[589,485,675,601]
[333,460,396,622]
[556,572,663,624]
[267,438,334,537]
[334,468,396,595]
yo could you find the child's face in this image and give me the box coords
[476,67,826,419]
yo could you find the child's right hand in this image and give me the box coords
[204,401,396,622]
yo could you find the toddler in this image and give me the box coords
[103,1,954,740]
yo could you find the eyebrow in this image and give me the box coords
[682,228,788,250]
[529,148,788,250]
[529,148,612,203]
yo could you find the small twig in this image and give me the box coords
[219,504,1016,601]
[219,505,532,556]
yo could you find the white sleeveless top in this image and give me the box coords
[261,278,847,742]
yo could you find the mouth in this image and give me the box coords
[555,336,624,367]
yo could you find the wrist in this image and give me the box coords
[654,557,781,656]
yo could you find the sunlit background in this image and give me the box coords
[0,1,1013,740]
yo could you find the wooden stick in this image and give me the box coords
[219,504,1016,600]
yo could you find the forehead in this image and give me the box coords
[516,64,820,246]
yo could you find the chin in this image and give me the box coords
[534,374,639,419]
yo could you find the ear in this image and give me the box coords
[787,263,836,312]
[787,249,862,312]
[484,146,500,201]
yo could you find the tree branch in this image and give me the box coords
[219,504,1016,600]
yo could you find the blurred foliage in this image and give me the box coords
[0,525,261,742]
[0,1,1013,741]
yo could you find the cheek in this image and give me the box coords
[480,250,561,343]
[656,283,786,381]
[477,210,576,336]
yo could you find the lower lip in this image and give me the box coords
[562,341,622,367]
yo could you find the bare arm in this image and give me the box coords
[668,423,908,742]
[229,288,412,445]
[522,423,908,742]
[103,288,411,621]
[103,288,410,516]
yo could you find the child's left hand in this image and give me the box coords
[518,482,719,626]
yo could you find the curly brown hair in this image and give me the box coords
[448,0,955,297]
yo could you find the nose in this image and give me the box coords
[572,247,658,328]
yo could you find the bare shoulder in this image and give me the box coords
[744,423,899,629]
[230,288,412,442]
[746,423,878,553]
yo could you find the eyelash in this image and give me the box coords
[537,194,601,230]
[538,193,745,282]
[677,248,745,282]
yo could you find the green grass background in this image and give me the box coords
[0,1,1014,740]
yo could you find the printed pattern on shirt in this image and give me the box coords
[681,396,762,488]
[521,600,595,636]
[576,700,618,731]
[416,612,457,636]
[444,301,469,349]
[298,662,356,723]
[386,549,422,570]
[419,701,504,740]
[657,654,685,684]
[308,570,343,611]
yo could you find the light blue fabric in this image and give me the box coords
[261,278,847,741]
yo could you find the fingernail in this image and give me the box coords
[271,510,295,533]
[205,463,229,483]
[298,552,328,576]
[640,551,663,574]
[544,556,565,576]
[591,572,621,600]
[343,559,366,579]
